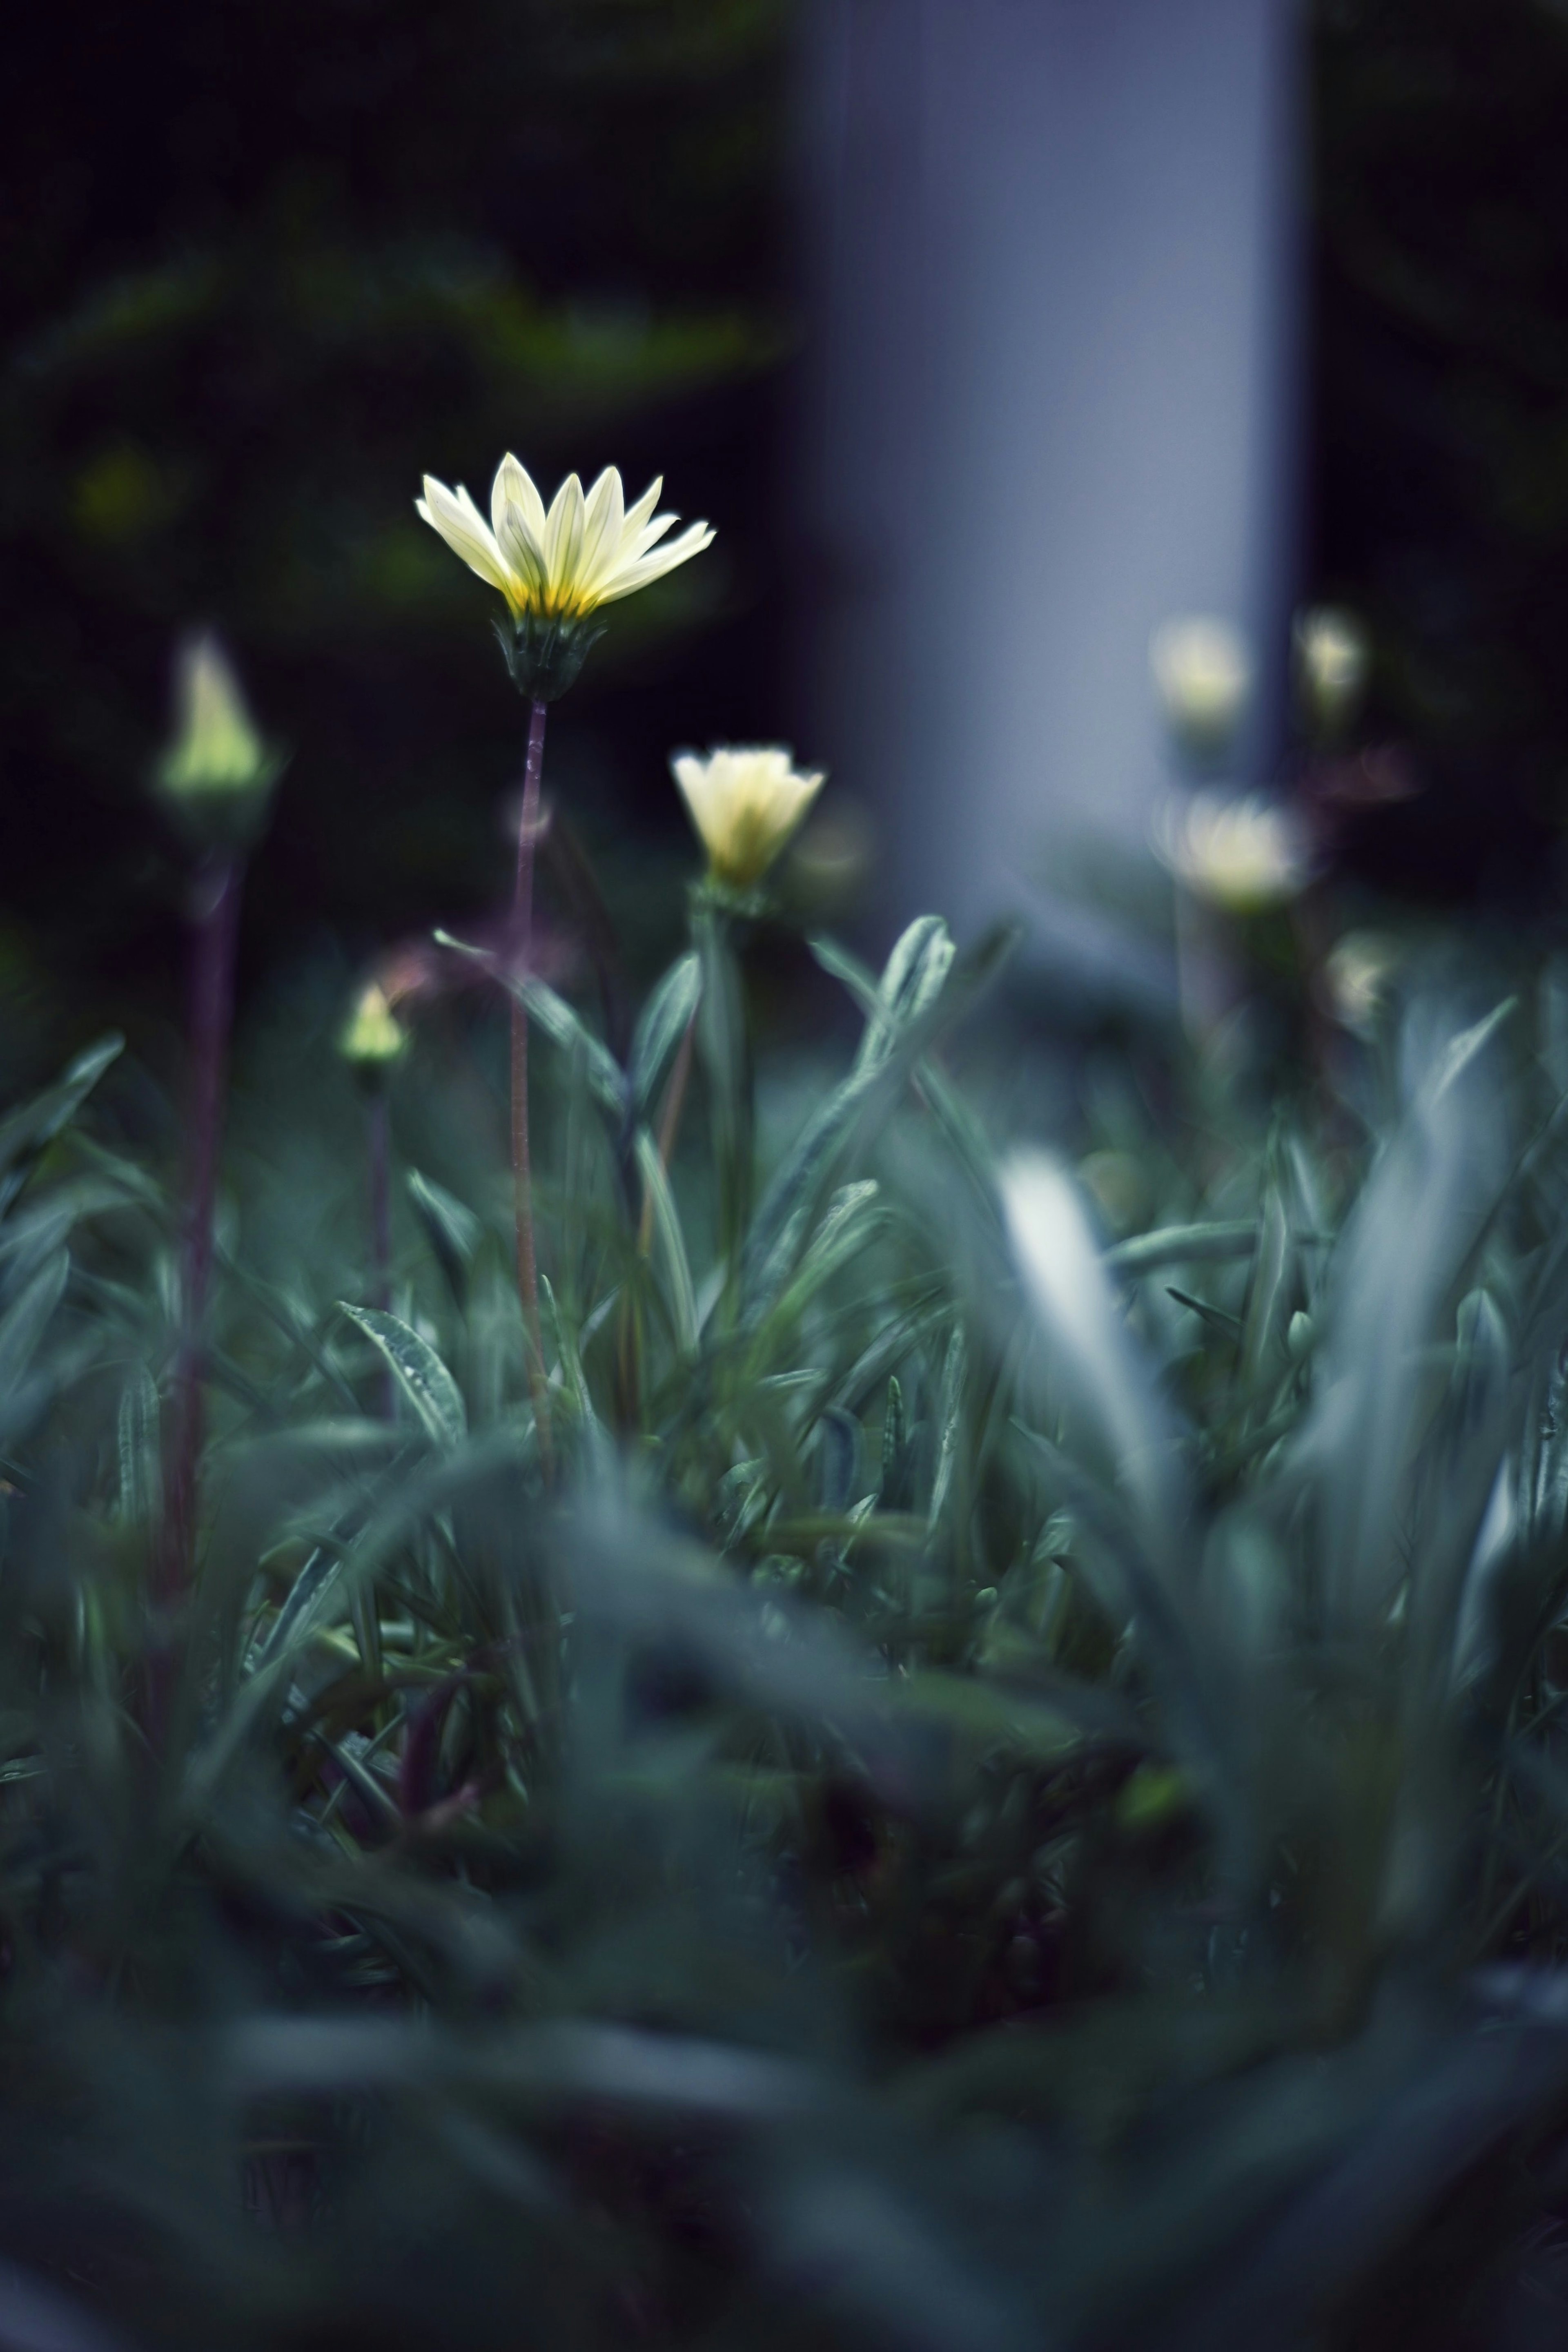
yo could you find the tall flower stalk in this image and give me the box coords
[671,745,827,1317]
[511,696,550,1443]
[160,852,243,1603]
[340,980,407,1416]
[416,454,714,1449]
[151,634,282,1621]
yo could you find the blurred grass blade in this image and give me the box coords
[628,949,701,1121]
[406,1169,482,1308]
[633,1126,698,1355]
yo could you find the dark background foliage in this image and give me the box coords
[0,0,793,1047]
[1312,0,1568,909]
[7,0,1568,997]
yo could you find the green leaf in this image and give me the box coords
[433,931,626,1117]
[0,1250,70,1395]
[628,951,701,1121]
[634,1127,699,1356]
[853,916,956,1077]
[743,921,1018,1318]
[0,1033,123,1215]
[116,1365,161,1527]
[1106,1222,1260,1275]
[337,1304,467,1449]
[754,1180,883,1341]
[407,1169,483,1307]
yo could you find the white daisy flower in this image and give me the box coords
[417,456,714,624]
[670,746,826,893]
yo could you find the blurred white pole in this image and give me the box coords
[793,0,1304,952]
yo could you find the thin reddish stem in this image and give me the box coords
[512,698,553,1469]
[159,853,244,1610]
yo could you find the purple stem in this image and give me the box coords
[159,853,244,1609]
[368,1084,395,1416]
[512,698,552,1469]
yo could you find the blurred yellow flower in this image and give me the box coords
[339,982,407,1069]
[417,457,714,623]
[671,746,826,892]
[1152,789,1314,913]
[158,633,276,800]
[1150,615,1253,764]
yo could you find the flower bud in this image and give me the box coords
[154,632,283,849]
[339,982,407,1074]
[1150,615,1253,769]
[1321,929,1399,1037]
[1294,605,1370,742]
[671,745,826,898]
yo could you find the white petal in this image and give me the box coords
[576,466,626,592]
[544,473,586,602]
[619,476,664,545]
[596,518,715,605]
[417,477,517,602]
[670,751,720,848]
[492,454,548,591]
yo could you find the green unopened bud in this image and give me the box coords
[339,982,407,1074]
[155,631,284,849]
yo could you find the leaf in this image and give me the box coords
[743,922,1018,1318]
[633,1127,699,1356]
[0,1033,123,1214]
[1002,1154,1183,1541]
[116,1365,161,1527]
[628,950,701,1121]
[251,1543,343,1674]
[337,1304,467,1449]
[434,931,626,1117]
[1167,1287,1244,1340]
[853,916,956,1076]
[928,1321,968,1533]
[406,1170,482,1307]
[753,1180,883,1342]
[0,1251,70,1397]
[1106,1221,1260,1275]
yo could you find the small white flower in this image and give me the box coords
[1150,615,1253,763]
[670,746,826,892]
[416,456,714,622]
[1152,789,1314,914]
[1294,604,1370,739]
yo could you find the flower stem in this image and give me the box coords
[368,1087,392,1312]
[366,1081,397,1418]
[158,853,244,1612]
[513,697,553,1469]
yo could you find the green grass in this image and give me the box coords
[0,883,1567,2348]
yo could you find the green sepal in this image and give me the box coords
[494,613,607,703]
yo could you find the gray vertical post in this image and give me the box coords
[795,0,1303,948]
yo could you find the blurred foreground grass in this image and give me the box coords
[0,863,1566,2348]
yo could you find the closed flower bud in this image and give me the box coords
[339,982,407,1072]
[671,745,826,896]
[1150,615,1253,768]
[1294,605,1370,742]
[155,632,283,848]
